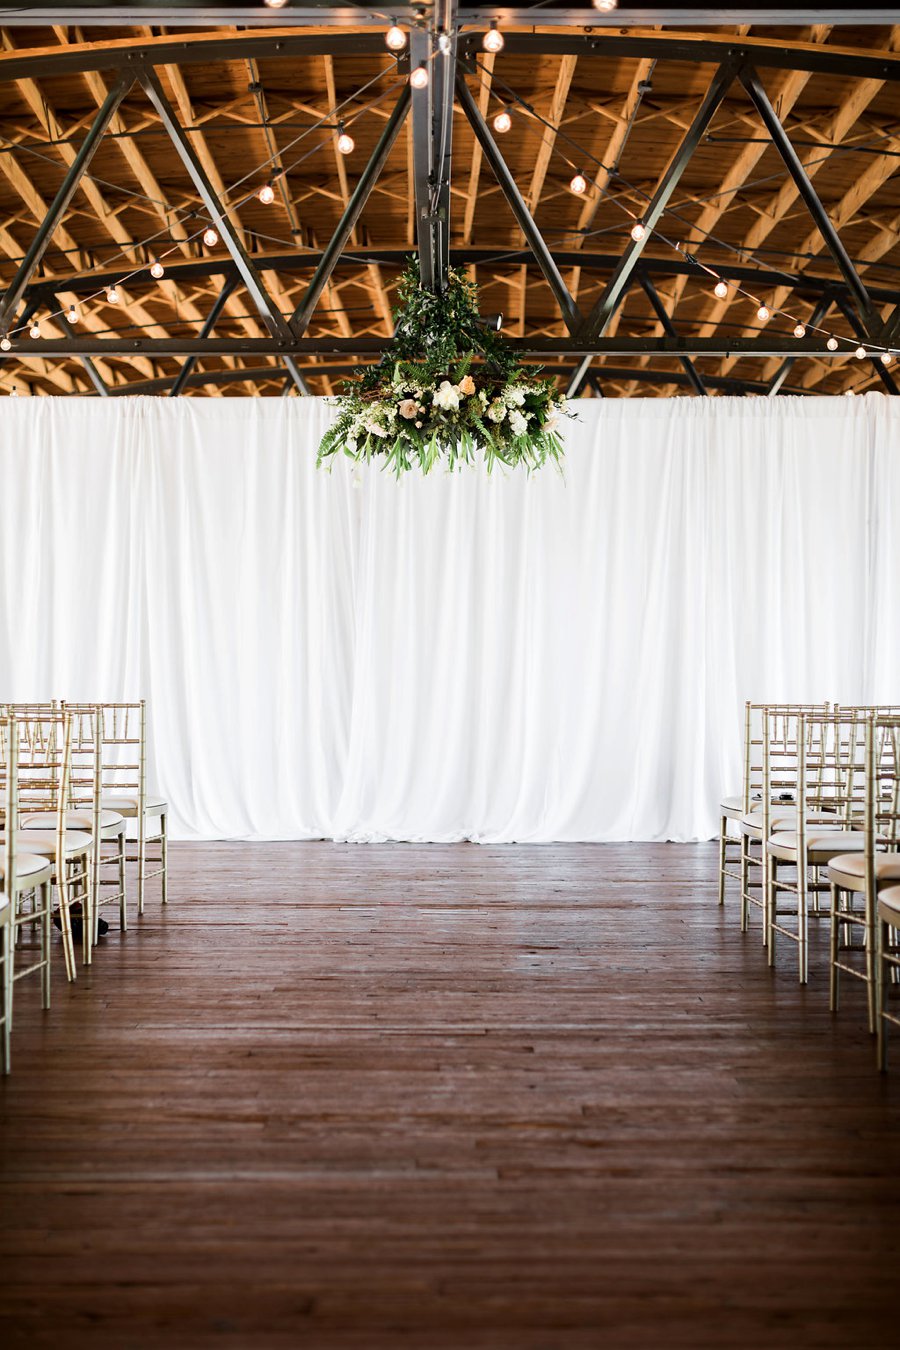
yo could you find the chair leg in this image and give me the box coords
[1,921,10,1075]
[40,880,51,1010]
[865,886,877,1035]
[877,916,888,1072]
[767,857,777,967]
[160,812,168,906]
[56,874,77,983]
[798,864,808,986]
[79,856,92,968]
[829,883,840,1013]
[718,817,727,906]
[740,834,750,933]
[118,829,128,932]
[137,811,146,916]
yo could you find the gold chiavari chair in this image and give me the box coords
[0,714,53,1062]
[718,702,758,907]
[80,702,168,915]
[876,885,900,1070]
[737,704,830,938]
[765,710,869,985]
[0,891,10,1075]
[827,714,900,1032]
[12,709,95,980]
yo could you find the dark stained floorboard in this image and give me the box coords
[1,841,899,1348]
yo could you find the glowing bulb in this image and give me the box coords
[757,304,770,322]
[630,221,646,243]
[150,260,165,279]
[437,32,452,56]
[106,286,119,305]
[203,227,219,247]
[493,110,512,134]
[569,173,587,195]
[714,280,728,300]
[793,324,806,339]
[881,351,893,365]
[483,23,504,53]
[66,304,77,323]
[337,130,355,155]
[410,64,429,90]
[826,336,839,352]
[0,335,10,351]
[9,385,17,396]
[385,23,407,52]
[592,0,619,9]
[856,345,867,360]
[264,0,288,7]
[258,183,275,205]
[29,320,40,339]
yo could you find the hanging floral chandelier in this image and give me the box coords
[316,261,569,475]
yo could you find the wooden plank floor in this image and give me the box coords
[2,841,899,1349]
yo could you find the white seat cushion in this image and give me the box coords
[827,852,900,892]
[21,808,124,833]
[0,853,52,882]
[878,885,900,924]
[767,830,866,863]
[2,829,92,859]
[102,794,166,818]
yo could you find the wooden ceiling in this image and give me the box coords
[1,6,899,397]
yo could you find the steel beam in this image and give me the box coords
[6,336,890,359]
[169,276,237,396]
[740,67,875,331]
[639,275,707,396]
[833,296,900,396]
[410,8,456,295]
[289,86,411,337]
[0,74,132,330]
[766,296,832,395]
[139,67,292,342]
[456,72,581,334]
[51,292,109,395]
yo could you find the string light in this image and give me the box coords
[856,345,867,359]
[106,286,119,304]
[337,125,355,155]
[29,319,40,338]
[569,172,588,195]
[592,0,619,9]
[263,0,289,7]
[150,260,165,279]
[826,336,839,352]
[0,335,10,351]
[714,280,728,299]
[483,22,504,53]
[630,221,646,243]
[66,303,77,322]
[258,183,275,205]
[437,32,452,56]
[385,23,407,51]
[410,64,429,90]
[881,351,893,365]
[493,109,512,134]
[793,323,806,338]
[203,227,219,247]
[757,304,770,322]
[9,385,17,396]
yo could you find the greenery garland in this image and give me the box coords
[316,260,569,475]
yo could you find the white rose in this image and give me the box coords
[486,400,506,424]
[507,387,526,406]
[399,398,418,419]
[432,379,460,411]
[509,409,528,435]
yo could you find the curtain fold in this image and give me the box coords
[0,393,896,843]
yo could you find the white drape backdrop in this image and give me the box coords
[0,394,897,842]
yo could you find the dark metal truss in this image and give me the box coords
[1,17,897,396]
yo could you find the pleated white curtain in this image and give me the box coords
[0,393,897,842]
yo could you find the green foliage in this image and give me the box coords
[317,259,570,475]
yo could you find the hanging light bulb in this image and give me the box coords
[258,183,275,205]
[437,32,452,56]
[150,260,165,279]
[826,336,839,352]
[29,319,40,339]
[483,22,504,53]
[714,280,728,300]
[203,226,219,247]
[0,335,10,351]
[630,220,646,243]
[337,125,355,155]
[9,385,17,396]
[410,64,429,90]
[263,0,289,7]
[881,351,893,365]
[493,109,512,134]
[385,22,407,52]
[856,345,867,360]
[592,0,619,9]
[569,172,588,195]
[757,304,770,322]
[66,303,77,323]
[793,323,806,339]
[106,286,119,305]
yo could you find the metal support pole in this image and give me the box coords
[639,274,707,395]
[289,84,410,338]
[741,66,875,331]
[455,71,582,334]
[169,276,238,396]
[0,75,133,329]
